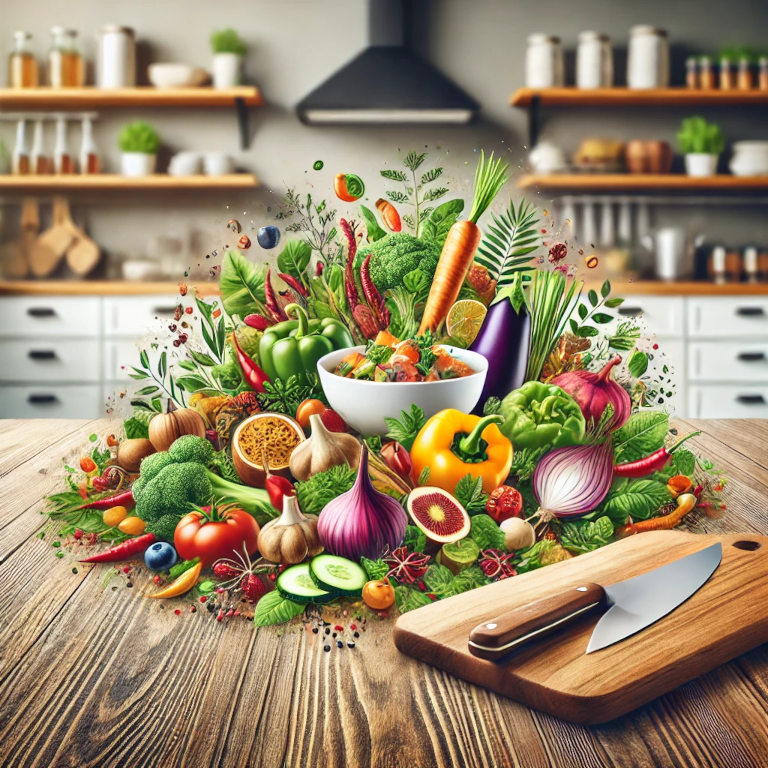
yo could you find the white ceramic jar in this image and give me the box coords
[729,141,768,176]
[627,25,669,89]
[525,34,564,88]
[97,25,135,88]
[576,31,613,89]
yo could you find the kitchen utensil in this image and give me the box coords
[29,197,74,277]
[393,531,768,724]
[468,542,721,660]
[97,25,135,88]
[642,226,701,281]
[65,214,100,277]
[1,197,38,278]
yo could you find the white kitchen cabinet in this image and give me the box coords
[614,295,685,337]
[0,339,101,383]
[1,296,101,338]
[0,384,103,418]
[104,296,180,337]
[688,384,768,419]
[687,297,768,339]
[688,342,768,383]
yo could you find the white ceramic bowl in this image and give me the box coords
[316,345,488,436]
[730,141,768,176]
[148,63,208,89]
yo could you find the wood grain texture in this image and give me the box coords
[0,174,259,191]
[509,87,768,107]
[0,418,766,767]
[517,173,768,191]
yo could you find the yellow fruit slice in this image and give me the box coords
[446,299,487,346]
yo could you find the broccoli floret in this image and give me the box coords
[354,233,441,293]
[168,434,215,465]
[135,462,213,522]
[146,513,182,543]
[138,451,174,482]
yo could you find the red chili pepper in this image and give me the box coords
[360,254,390,328]
[78,489,134,510]
[262,449,294,510]
[232,333,270,393]
[375,198,401,232]
[264,268,288,323]
[244,313,270,331]
[79,533,155,563]
[278,272,308,298]
[613,431,701,478]
[315,262,324,277]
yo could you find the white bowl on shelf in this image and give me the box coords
[148,63,208,88]
[729,141,768,176]
[316,345,488,436]
[169,152,202,176]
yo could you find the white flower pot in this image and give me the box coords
[212,53,242,89]
[684,153,718,177]
[121,152,157,177]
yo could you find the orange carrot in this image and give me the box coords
[618,493,696,536]
[419,152,508,333]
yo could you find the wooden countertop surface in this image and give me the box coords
[1,279,767,298]
[1,418,767,767]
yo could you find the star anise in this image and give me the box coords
[383,547,431,584]
[478,549,517,580]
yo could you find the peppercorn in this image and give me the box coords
[323,645,331,652]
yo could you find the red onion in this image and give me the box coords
[317,444,407,561]
[532,441,614,522]
[551,355,631,432]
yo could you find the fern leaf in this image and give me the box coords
[386,190,409,204]
[423,186,448,202]
[403,151,427,171]
[421,167,443,184]
[381,169,407,182]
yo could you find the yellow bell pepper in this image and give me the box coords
[410,409,513,494]
[144,561,203,599]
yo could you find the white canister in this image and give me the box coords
[525,34,564,88]
[627,25,669,89]
[97,25,135,88]
[576,32,613,89]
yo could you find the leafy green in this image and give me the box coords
[612,411,669,463]
[450,566,491,592]
[599,477,672,524]
[558,516,614,553]
[509,446,547,482]
[256,373,324,416]
[628,350,649,378]
[219,250,267,318]
[276,240,312,282]
[608,321,641,351]
[402,525,427,554]
[672,449,696,477]
[295,464,356,516]
[454,474,489,515]
[423,563,455,598]
[420,199,464,246]
[677,116,724,155]
[516,540,558,573]
[360,205,386,242]
[355,233,441,293]
[361,557,389,581]
[123,416,149,439]
[210,28,246,55]
[394,585,433,613]
[476,199,540,286]
[118,121,160,153]
[384,404,426,451]
[469,515,506,551]
[253,591,305,626]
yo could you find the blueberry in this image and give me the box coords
[257,225,281,249]
[144,541,178,572]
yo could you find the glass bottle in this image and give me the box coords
[719,57,734,90]
[31,119,50,174]
[54,117,73,174]
[79,117,100,174]
[12,119,30,175]
[698,56,715,89]
[8,31,39,88]
[48,27,84,87]
[759,57,768,91]
[737,57,753,90]
[685,56,698,88]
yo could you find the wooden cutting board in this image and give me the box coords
[393,531,768,724]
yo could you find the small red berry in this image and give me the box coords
[73,529,83,540]
[185,306,193,314]
[241,573,268,603]
[213,561,240,580]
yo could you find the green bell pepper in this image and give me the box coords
[258,303,354,382]
[498,381,586,450]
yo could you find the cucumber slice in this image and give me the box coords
[310,554,367,596]
[276,563,332,604]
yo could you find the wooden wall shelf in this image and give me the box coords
[510,87,768,107]
[517,174,768,192]
[0,280,220,296]
[0,86,264,109]
[0,174,258,191]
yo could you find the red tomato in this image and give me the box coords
[486,485,523,524]
[174,504,260,567]
[334,173,358,203]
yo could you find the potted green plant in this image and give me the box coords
[677,116,724,177]
[118,121,160,177]
[211,28,246,89]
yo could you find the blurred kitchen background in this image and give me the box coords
[1,0,767,420]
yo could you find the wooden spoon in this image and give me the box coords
[29,196,75,277]
[64,205,100,277]
[1,198,39,278]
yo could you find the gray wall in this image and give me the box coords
[1,0,767,277]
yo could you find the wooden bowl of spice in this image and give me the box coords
[232,413,305,487]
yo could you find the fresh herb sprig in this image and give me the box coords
[569,280,624,339]
[256,373,324,415]
[384,403,426,451]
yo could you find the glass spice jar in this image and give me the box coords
[48,27,84,87]
[685,56,698,88]
[8,31,39,88]
[719,57,734,90]
[699,56,715,90]
[759,57,768,91]
[737,57,753,90]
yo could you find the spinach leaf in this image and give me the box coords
[421,199,464,246]
[454,474,489,515]
[558,516,614,554]
[612,410,669,463]
[600,477,672,523]
[469,515,506,551]
[219,250,266,318]
[253,591,304,626]
[276,240,312,280]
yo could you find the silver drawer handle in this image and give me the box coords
[28,350,57,361]
[28,394,59,405]
[618,307,643,317]
[153,306,178,314]
[736,394,766,405]
[736,307,766,317]
[27,307,56,318]
[737,352,766,362]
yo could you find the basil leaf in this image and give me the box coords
[174,375,210,392]
[600,478,672,523]
[276,240,312,280]
[454,474,489,515]
[601,280,611,298]
[394,585,432,613]
[253,591,305,627]
[469,515,506,551]
[559,516,614,553]
[220,250,267,318]
[612,410,669,462]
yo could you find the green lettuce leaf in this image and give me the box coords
[361,557,389,581]
[423,563,455,598]
[394,585,432,613]
[277,240,312,280]
[469,515,506,551]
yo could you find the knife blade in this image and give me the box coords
[468,542,722,661]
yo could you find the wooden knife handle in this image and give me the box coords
[468,583,606,661]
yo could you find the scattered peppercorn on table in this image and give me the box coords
[1,417,767,768]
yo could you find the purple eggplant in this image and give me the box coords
[470,283,530,411]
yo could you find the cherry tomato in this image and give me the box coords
[319,409,346,433]
[375,198,401,232]
[334,173,365,202]
[118,516,146,535]
[103,505,128,527]
[486,485,523,524]
[80,456,97,473]
[106,434,119,448]
[380,441,412,479]
[362,579,395,610]
[296,398,326,429]
[174,503,260,567]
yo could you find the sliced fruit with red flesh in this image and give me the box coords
[406,486,471,543]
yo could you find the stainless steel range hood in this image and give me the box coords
[296,0,478,125]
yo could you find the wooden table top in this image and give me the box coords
[1,418,766,768]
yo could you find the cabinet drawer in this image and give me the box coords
[687,297,768,338]
[104,296,179,337]
[103,340,143,381]
[0,296,101,338]
[688,384,768,418]
[688,342,768,382]
[612,295,684,337]
[0,340,101,383]
[0,384,103,418]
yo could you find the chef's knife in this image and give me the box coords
[468,542,722,661]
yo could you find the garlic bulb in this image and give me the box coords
[289,413,360,482]
[257,495,323,565]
